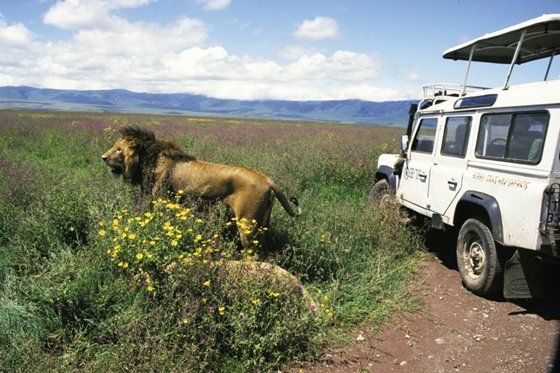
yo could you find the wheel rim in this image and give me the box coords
[463,237,486,279]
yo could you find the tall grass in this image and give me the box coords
[0,110,422,372]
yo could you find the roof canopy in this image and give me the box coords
[443,14,560,64]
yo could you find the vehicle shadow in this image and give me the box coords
[420,226,560,372]
[422,228,560,320]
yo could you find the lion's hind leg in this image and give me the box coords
[262,192,275,229]
[226,190,272,250]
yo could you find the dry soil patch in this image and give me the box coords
[298,252,560,372]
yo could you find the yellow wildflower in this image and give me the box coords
[136,252,144,260]
[218,306,225,315]
[98,229,106,237]
[203,280,211,287]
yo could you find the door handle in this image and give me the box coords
[448,179,458,187]
[418,172,427,181]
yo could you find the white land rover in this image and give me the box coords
[371,14,560,298]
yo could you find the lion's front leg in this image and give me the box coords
[150,168,171,198]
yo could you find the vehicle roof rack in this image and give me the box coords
[442,14,560,91]
[419,83,487,110]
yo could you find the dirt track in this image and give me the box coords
[299,233,560,372]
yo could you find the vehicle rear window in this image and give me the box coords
[441,116,472,158]
[475,111,549,164]
[411,118,438,154]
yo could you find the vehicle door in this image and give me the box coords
[400,117,438,210]
[428,115,472,215]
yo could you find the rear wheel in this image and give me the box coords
[456,218,502,296]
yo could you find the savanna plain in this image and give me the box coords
[0,110,424,372]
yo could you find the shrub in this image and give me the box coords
[94,193,321,371]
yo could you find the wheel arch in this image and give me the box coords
[453,191,504,245]
[375,165,397,191]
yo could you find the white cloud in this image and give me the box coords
[294,16,339,40]
[196,0,231,10]
[72,17,208,56]
[406,72,421,82]
[0,4,416,101]
[278,45,312,60]
[43,0,154,30]
[0,16,34,46]
[285,50,380,81]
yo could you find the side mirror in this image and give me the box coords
[400,135,409,153]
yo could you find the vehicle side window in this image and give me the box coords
[411,118,438,153]
[441,116,471,157]
[475,112,548,164]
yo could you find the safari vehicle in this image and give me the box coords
[371,14,560,298]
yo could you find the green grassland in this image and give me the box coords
[0,110,424,372]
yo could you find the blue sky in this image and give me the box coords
[0,0,558,101]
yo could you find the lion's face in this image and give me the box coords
[101,138,139,182]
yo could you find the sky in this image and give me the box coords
[0,0,558,101]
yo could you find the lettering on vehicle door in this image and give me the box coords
[404,167,428,181]
[472,172,529,190]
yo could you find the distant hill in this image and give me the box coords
[0,86,416,126]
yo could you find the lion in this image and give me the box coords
[101,126,301,248]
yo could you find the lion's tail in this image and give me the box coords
[269,181,302,217]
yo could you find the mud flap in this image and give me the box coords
[503,249,544,298]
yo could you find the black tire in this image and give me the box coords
[368,179,390,204]
[456,218,502,296]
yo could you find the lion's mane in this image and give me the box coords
[119,126,195,190]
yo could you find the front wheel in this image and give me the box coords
[368,179,391,204]
[456,218,502,296]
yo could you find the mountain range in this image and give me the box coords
[0,86,416,126]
